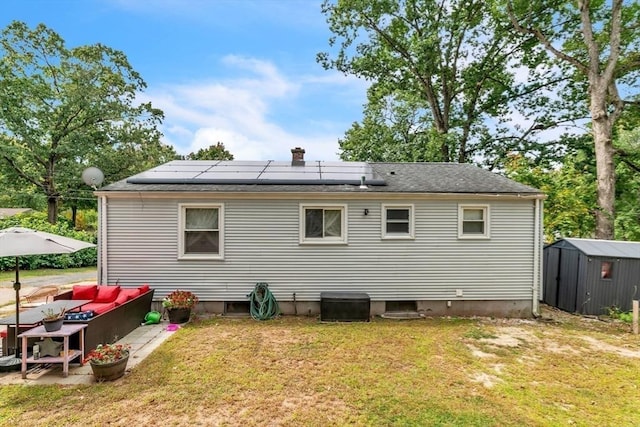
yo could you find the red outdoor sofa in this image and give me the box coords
[53,284,155,354]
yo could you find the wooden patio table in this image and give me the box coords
[18,323,87,378]
[0,299,91,355]
[0,299,91,326]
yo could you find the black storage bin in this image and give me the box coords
[320,292,370,322]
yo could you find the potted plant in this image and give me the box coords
[41,307,66,332]
[162,290,198,323]
[83,343,131,381]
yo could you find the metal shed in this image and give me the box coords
[543,238,640,315]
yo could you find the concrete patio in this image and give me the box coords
[0,272,177,385]
[0,320,176,385]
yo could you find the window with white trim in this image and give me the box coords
[300,205,347,244]
[382,204,414,239]
[458,205,490,239]
[179,204,224,259]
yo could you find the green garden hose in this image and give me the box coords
[249,282,279,320]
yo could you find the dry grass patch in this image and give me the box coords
[1,307,639,426]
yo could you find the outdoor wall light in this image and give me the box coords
[364,209,369,216]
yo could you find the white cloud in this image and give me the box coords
[221,55,298,97]
[141,56,362,161]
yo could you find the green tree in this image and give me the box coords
[613,127,640,240]
[0,167,46,210]
[505,0,640,239]
[339,88,450,162]
[318,0,554,164]
[180,142,234,160]
[0,21,164,224]
[61,139,177,227]
[505,151,596,242]
[506,124,640,242]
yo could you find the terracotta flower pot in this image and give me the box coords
[90,352,129,381]
[167,307,191,323]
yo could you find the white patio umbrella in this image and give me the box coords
[0,227,96,364]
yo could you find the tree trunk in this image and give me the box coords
[45,158,58,224]
[506,0,623,239]
[71,205,78,228]
[590,89,616,240]
[47,196,58,224]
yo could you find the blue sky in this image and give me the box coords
[2,0,368,161]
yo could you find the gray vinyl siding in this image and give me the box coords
[104,197,536,302]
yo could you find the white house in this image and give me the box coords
[94,148,545,318]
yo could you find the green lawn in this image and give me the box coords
[0,266,96,282]
[1,309,639,426]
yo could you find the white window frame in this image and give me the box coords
[299,204,348,244]
[458,204,490,239]
[382,204,415,239]
[178,203,224,259]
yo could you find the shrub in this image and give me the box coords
[607,306,633,323]
[0,211,97,272]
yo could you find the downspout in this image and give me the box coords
[98,195,108,285]
[532,198,543,317]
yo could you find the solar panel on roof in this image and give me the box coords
[126,160,386,185]
[199,171,262,180]
[260,171,323,180]
[264,165,318,172]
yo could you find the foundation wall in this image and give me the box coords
[174,299,534,319]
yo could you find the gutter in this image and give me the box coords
[94,190,546,201]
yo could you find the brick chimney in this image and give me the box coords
[291,147,305,166]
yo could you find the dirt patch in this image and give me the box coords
[543,340,582,355]
[465,304,640,388]
[478,327,539,348]
[580,336,640,358]
[469,319,637,360]
[470,372,502,388]
[466,343,497,359]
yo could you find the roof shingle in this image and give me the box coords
[99,161,543,195]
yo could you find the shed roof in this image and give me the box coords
[555,238,640,259]
[99,161,543,196]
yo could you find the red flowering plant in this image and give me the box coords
[83,343,131,365]
[162,290,199,310]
